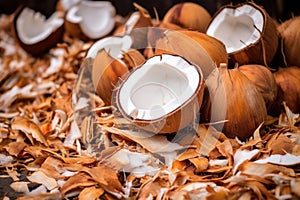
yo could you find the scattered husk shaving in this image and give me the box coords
[0,7,300,200]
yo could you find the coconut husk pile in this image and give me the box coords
[1,2,300,200]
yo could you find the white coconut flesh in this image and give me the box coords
[86,35,132,59]
[66,1,116,39]
[118,54,200,120]
[16,7,63,45]
[206,4,264,53]
[124,11,140,34]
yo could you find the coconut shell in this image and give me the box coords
[202,65,267,140]
[274,66,300,114]
[207,2,279,67]
[92,49,129,105]
[277,16,300,67]
[115,54,205,134]
[238,64,277,113]
[121,49,145,70]
[162,2,211,32]
[154,30,228,78]
[12,6,64,56]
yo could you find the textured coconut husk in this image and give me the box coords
[238,64,277,113]
[162,2,211,32]
[92,50,129,106]
[202,65,267,140]
[144,22,182,58]
[114,54,205,134]
[12,6,64,56]
[274,66,300,114]
[121,49,145,70]
[154,30,228,78]
[277,16,300,67]
[207,2,279,67]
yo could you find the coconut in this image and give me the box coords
[115,54,205,134]
[87,35,145,105]
[206,2,278,67]
[162,2,211,32]
[277,16,300,67]
[154,30,228,78]
[201,64,267,140]
[274,66,300,114]
[12,6,64,56]
[238,64,277,113]
[65,1,116,40]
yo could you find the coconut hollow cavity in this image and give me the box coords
[206,4,263,53]
[116,54,204,133]
[16,7,64,45]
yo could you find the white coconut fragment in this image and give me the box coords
[117,54,202,132]
[66,1,116,39]
[16,7,64,45]
[104,149,160,177]
[86,35,132,59]
[206,4,263,53]
[255,153,300,166]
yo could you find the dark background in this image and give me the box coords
[0,0,300,22]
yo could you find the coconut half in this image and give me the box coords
[13,6,64,56]
[206,2,278,66]
[115,54,205,134]
[65,1,116,40]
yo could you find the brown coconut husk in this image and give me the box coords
[206,2,279,68]
[277,16,300,67]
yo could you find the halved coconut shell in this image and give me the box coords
[12,6,64,56]
[206,2,278,67]
[65,1,116,40]
[115,54,205,134]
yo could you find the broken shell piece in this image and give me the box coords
[115,54,205,134]
[86,35,132,59]
[206,2,278,66]
[12,6,64,56]
[65,1,116,40]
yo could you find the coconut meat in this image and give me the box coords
[86,35,132,59]
[66,1,116,39]
[118,54,200,120]
[16,8,63,45]
[206,4,263,53]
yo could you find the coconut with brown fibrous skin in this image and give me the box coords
[201,64,267,140]
[115,54,205,134]
[162,2,211,32]
[274,66,300,114]
[277,16,300,67]
[12,6,64,56]
[238,64,277,113]
[206,2,278,67]
[87,35,145,106]
[65,1,116,41]
[154,30,228,78]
